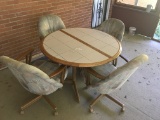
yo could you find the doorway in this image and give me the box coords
[153,20,160,40]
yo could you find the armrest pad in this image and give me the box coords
[49,65,67,78]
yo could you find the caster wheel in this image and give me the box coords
[89,108,94,113]
[20,110,24,114]
[54,111,58,116]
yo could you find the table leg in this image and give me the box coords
[82,68,91,87]
[72,67,80,103]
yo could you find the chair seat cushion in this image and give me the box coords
[32,60,67,81]
[92,63,116,77]
[89,63,116,84]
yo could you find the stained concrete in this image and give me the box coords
[0,33,160,120]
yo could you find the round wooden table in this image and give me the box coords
[40,28,122,102]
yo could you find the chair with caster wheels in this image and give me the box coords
[0,48,67,115]
[38,14,66,41]
[85,54,148,113]
[96,18,128,66]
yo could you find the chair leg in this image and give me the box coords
[112,58,117,66]
[105,94,125,112]
[20,95,43,114]
[43,96,58,115]
[89,94,104,113]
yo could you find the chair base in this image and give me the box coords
[20,95,58,115]
[89,94,125,113]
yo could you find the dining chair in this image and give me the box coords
[85,54,148,113]
[38,14,66,40]
[0,48,67,115]
[96,18,128,66]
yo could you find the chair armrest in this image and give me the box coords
[49,65,67,78]
[86,68,106,80]
[119,54,129,63]
[16,48,34,64]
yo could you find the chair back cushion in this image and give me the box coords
[38,14,66,39]
[0,56,63,95]
[96,18,125,42]
[94,54,148,94]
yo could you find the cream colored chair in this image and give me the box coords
[85,54,148,113]
[96,18,128,66]
[38,14,66,61]
[38,14,66,40]
[96,18,125,42]
[0,49,67,115]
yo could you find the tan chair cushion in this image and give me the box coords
[96,18,125,42]
[38,14,66,39]
[91,54,148,94]
[0,56,64,95]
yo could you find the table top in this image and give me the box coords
[40,28,122,67]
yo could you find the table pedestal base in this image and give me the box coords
[72,67,80,103]
[65,67,80,103]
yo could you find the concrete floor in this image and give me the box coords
[0,33,160,120]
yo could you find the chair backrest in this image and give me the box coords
[96,18,125,42]
[38,14,66,40]
[0,56,63,95]
[95,54,148,94]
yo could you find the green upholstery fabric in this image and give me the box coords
[90,54,148,94]
[38,14,66,39]
[96,18,125,42]
[0,56,65,95]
